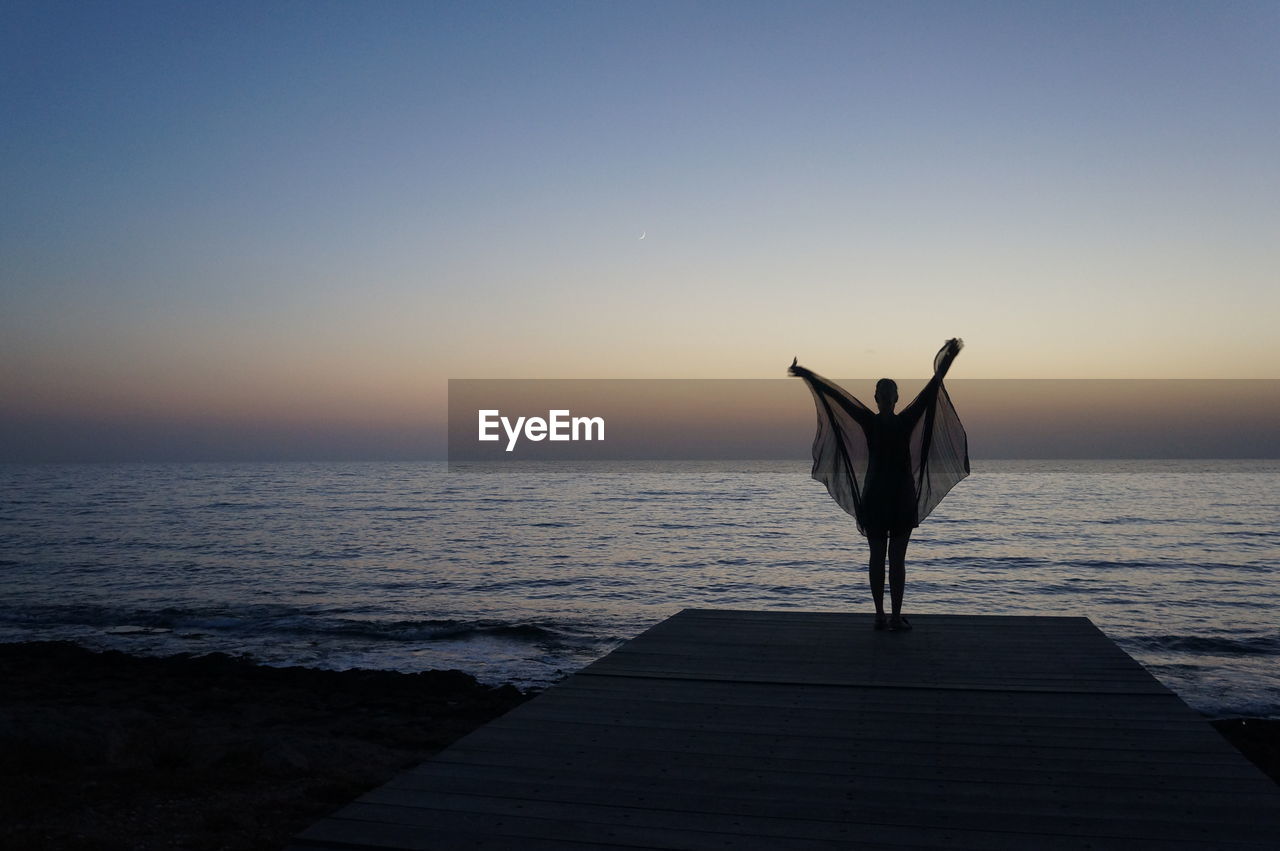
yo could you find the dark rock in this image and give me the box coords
[0,640,533,850]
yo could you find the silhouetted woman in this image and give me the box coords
[789,339,968,631]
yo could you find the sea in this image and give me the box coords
[0,459,1276,719]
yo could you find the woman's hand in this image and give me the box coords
[788,357,807,377]
[933,338,963,378]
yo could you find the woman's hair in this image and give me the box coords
[875,378,897,398]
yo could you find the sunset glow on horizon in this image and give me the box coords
[3,2,1277,460]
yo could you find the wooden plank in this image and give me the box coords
[428,733,1267,783]
[289,610,1280,850]
[441,715,1257,771]
[380,766,1280,819]
[406,758,1280,806]
[502,691,1226,739]
[550,678,1198,721]
[298,799,1273,850]
[329,789,1272,841]
[538,684,1208,727]
[415,740,1278,793]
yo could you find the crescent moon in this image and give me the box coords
[639,231,646,240]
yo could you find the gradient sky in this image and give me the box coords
[3,1,1277,460]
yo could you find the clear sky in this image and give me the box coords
[2,1,1277,460]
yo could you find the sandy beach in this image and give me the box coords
[1,640,1276,850]
[0,642,530,851]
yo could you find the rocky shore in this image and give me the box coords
[0,642,531,850]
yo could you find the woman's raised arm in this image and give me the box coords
[788,357,875,426]
[932,338,964,383]
[900,338,964,424]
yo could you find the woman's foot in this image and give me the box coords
[888,614,912,632]
[874,613,888,631]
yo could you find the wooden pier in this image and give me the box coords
[290,610,1280,849]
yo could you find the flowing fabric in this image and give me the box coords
[791,342,969,537]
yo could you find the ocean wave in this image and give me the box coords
[1125,634,1280,657]
[0,603,598,650]
[1090,516,1164,525]
[291,617,581,646]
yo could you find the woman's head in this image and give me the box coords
[875,378,898,413]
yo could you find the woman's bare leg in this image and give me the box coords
[868,535,888,615]
[888,530,911,615]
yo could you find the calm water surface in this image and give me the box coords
[0,459,1276,717]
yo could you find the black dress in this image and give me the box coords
[791,342,969,538]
